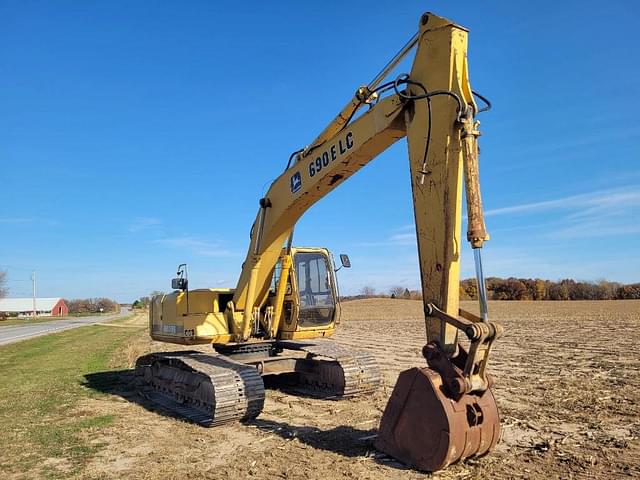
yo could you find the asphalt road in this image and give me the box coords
[0,307,131,346]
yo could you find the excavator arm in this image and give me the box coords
[232,13,495,358]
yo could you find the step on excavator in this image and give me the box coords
[135,11,503,472]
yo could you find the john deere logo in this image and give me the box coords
[290,171,302,193]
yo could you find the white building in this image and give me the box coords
[0,298,69,317]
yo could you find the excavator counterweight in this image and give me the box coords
[137,11,502,473]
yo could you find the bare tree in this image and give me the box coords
[389,286,406,299]
[360,286,376,297]
[0,270,7,299]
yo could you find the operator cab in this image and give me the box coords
[273,248,350,334]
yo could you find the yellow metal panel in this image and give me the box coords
[405,14,476,354]
[151,333,234,345]
[184,313,228,336]
[155,291,183,336]
[270,254,292,337]
[280,328,335,341]
[150,289,233,344]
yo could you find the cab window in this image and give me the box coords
[294,252,335,327]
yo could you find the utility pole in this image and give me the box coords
[32,271,36,319]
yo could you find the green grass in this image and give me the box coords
[0,314,142,478]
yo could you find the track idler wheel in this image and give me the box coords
[374,346,500,471]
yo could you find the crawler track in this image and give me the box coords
[135,351,265,427]
[277,340,382,397]
[134,341,380,426]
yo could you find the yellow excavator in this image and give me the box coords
[136,11,503,472]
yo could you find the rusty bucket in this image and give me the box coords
[374,364,500,472]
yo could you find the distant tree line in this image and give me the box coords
[343,285,423,301]
[65,298,120,314]
[345,279,640,301]
[461,278,640,301]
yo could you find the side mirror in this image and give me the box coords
[339,254,351,268]
[172,263,188,291]
[172,277,188,291]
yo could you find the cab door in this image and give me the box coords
[292,250,337,328]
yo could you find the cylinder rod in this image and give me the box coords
[473,248,489,322]
[368,32,419,90]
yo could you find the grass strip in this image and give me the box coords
[0,314,144,478]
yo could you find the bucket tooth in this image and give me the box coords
[375,366,500,472]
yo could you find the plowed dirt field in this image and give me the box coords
[9,300,638,479]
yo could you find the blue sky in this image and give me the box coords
[2,1,639,301]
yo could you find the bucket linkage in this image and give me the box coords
[375,304,503,472]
